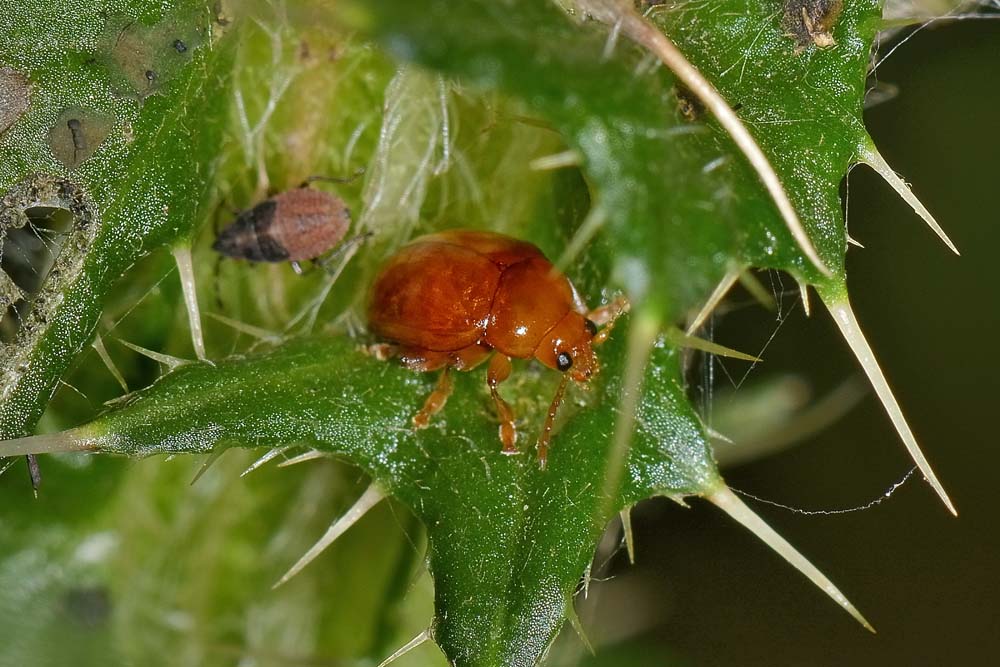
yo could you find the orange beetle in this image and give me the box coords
[368,230,626,465]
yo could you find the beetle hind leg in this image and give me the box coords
[487,354,518,454]
[398,348,453,429]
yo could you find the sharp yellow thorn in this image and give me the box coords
[824,298,956,515]
[565,600,596,655]
[91,333,128,392]
[579,0,832,276]
[620,507,636,564]
[116,338,190,370]
[708,486,875,632]
[172,245,210,362]
[240,446,289,477]
[737,271,777,311]
[190,447,227,486]
[706,426,733,444]
[799,281,811,317]
[0,428,93,456]
[207,312,280,341]
[667,328,760,362]
[686,269,739,335]
[659,495,690,511]
[375,629,432,667]
[276,450,327,468]
[273,483,387,588]
[529,149,581,171]
[847,234,865,248]
[858,143,959,255]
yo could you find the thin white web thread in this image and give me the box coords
[710,272,798,393]
[870,9,1000,75]
[732,466,918,515]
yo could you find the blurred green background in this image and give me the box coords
[578,18,1000,666]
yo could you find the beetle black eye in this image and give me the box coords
[584,319,598,336]
[556,352,573,372]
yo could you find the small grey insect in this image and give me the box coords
[172,39,187,53]
[213,186,357,272]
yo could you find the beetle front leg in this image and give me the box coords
[588,295,631,345]
[487,353,518,454]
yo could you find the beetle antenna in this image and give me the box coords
[302,167,366,187]
[537,373,571,468]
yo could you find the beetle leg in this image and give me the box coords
[315,232,374,275]
[588,295,631,345]
[398,348,452,428]
[487,353,518,454]
[414,366,454,430]
[364,343,398,361]
[537,374,571,469]
[450,341,492,371]
[398,346,450,371]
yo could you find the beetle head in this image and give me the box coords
[535,310,599,382]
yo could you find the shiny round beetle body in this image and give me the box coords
[368,230,625,464]
[213,188,351,264]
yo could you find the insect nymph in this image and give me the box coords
[212,186,353,273]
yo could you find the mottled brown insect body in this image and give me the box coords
[368,230,627,465]
[783,0,843,50]
[213,188,351,263]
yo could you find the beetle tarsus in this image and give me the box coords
[498,416,518,454]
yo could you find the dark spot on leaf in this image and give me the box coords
[100,13,205,98]
[674,84,704,122]
[48,108,113,169]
